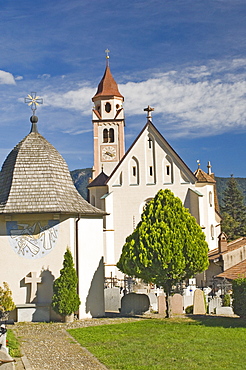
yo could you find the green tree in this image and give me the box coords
[0,282,15,313]
[232,278,246,317]
[52,248,81,320]
[221,175,246,240]
[117,189,209,317]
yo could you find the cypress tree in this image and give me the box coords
[52,248,80,319]
[117,189,209,317]
[221,175,246,240]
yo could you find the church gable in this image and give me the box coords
[107,121,196,188]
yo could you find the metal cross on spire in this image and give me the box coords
[25,92,43,115]
[144,105,154,121]
[105,48,110,66]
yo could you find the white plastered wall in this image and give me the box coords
[77,216,104,318]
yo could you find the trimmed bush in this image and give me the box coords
[52,248,81,318]
[185,305,193,314]
[232,278,246,317]
[222,293,231,307]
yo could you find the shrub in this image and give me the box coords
[222,293,231,307]
[0,282,15,313]
[232,278,246,317]
[185,305,193,314]
[52,248,81,317]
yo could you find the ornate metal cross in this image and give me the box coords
[144,105,154,120]
[25,92,43,115]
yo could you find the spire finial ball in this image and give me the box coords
[30,115,38,124]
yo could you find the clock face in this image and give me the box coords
[101,145,117,161]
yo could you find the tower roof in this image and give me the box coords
[0,126,105,215]
[194,168,216,183]
[92,65,124,100]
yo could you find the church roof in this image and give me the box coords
[106,120,197,184]
[194,168,216,183]
[87,171,109,188]
[0,122,105,215]
[92,65,124,100]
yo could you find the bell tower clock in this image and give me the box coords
[92,51,125,178]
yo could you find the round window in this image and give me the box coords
[105,102,111,113]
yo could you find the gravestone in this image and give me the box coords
[183,295,193,310]
[158,295,166,315]
[104,288,121,312]
[216,306,234,316]
[148,293,158,312]
[193,289,206,314]
[121,293,150,315]
[208,297,222,314]
[170,293,183,315]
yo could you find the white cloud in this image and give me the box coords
[15,75,23,81]
[0,70,16,85]
[40,58,246,138]
[38,74,51,80]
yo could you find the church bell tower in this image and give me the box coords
[92,51,125,178]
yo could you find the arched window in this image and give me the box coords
[103,129,108,143]
[209,191,213,207]
[129,157,139,185]
[109,128,114,143]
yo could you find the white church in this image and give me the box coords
[0,58,220,321]
[88,59,221,282]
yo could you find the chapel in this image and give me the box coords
[0,111,105,321]
[88,57,221,284]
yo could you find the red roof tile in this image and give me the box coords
[92,66,124,100]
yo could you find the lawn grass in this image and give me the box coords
[7,329,22,358]
[68,316,246,370]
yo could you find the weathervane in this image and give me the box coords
[105,48,110,66]
[25,92,43,116]
[197,160,201,168]
[144,105,154,121]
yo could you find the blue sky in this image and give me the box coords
[0,0,245,177]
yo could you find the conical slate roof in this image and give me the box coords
[92,65,124,100]
[0,123,105,215]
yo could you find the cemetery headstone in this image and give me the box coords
[158,295,166,315]
[104,287,121,312]
[208,296,222,314]
[148,293,158,312]
[216,306,234,316]
[193,289,206,314]
[170,293,183,315]
[121,293,150,315]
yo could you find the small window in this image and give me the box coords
[166,165,170,176]
[103,129,108,143]
[209,191,213,207]
[133,166,136,177]
[149,166,153,176]
[148,138,152,149]
[109,128,114,143]
[211,225,214,240]
[105,102,111,113]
